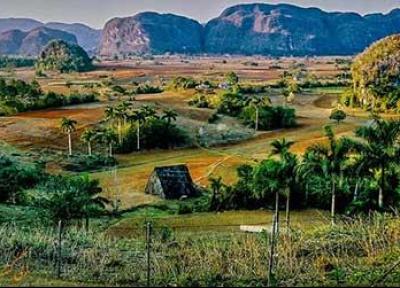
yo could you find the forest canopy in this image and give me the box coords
[352,34,400,111]
[36,40,93,73]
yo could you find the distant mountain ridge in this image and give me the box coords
[100,3,400,57]
[0,27,77,56]
[0,18,101,54]
[204,3,400,56]
[2,3,400,57]
[44,22,101,54]
[100,12,204,57]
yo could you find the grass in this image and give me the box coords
[1,213,399,287]
[108,209,330,238]
[0,204,44,226]
[0,273,100,287]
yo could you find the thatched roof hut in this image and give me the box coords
[145,164,198,199]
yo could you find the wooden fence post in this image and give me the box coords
[268,215,276,287]
[56,220,63,279]
[146,222,152,287]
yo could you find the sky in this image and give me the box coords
[0,0,399,29]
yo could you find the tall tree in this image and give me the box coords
[60,117,77,156]
[354,116,400,209]
[245,96,271,132]
[129,110,146,151]
[302,126,353,225]
[99,128,118,157]
[81,128,97,156]
[31,175,108,229]
[141,105,157,119]
[162,109,178,126]
[209,177,224,212]
[270,138,297,230]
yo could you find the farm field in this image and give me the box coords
[0,56,359,209]
[2,0,400,285]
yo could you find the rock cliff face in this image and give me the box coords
[204,4,400,56]
[100,4,400,57]
[0,27,77,56]
[100,12,204,57]
[3,4,400,57]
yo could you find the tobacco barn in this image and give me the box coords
[145,164,198,199]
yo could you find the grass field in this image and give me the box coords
[108,209,330,238]
[0,56,362,209]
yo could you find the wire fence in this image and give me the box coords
[1,215,400,287]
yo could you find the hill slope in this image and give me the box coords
[100,12,204,57]
[0,18,100,54]
[100,3,400,56]
[36,40,93,72]
[0,18,42,33]
[44,22,101,54]
[204,4,400,56]
[0,27,77,56]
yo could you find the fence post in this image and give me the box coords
[56,220,63,279]
[146,222,152,287]
[268,214,276,287]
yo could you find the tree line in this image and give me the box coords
[60,102,187,159]
[0,77,97,116]
[209,116,400,226]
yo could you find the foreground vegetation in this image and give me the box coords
[0,213,399,287]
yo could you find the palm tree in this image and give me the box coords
[305,126,353,225]
[99,128,118,157]
[162,109,178,125]
[60,117,77,156]
[354,116,400,209]
[270,138,296,230]
[245,95,271,132]
[81,128,97,156]
[283,79,300,106]
[209,177,224,212]
[104,105,116,123]
[129,110,146,151]
[141,105,157,119]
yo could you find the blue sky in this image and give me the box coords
[0,0,399,28]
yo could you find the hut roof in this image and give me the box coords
[146,164,198,199]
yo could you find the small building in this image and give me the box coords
[145,165,198,199]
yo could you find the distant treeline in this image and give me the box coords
[0,78,98,116]
[0,57,36,69]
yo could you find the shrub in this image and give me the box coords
[217,92,246,117]
[178,203,194,215]
[62,154,117,172]
[0,153,44,203]
[0,56,35,68]
[189,94,211,108]
[118,118,189,153]
[133,84,163,94]
[330,109,347,124]
[241,106,297,130]
[208,112,221,124]
[170,77,198,90]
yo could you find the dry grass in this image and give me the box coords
[1,214,398,287]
